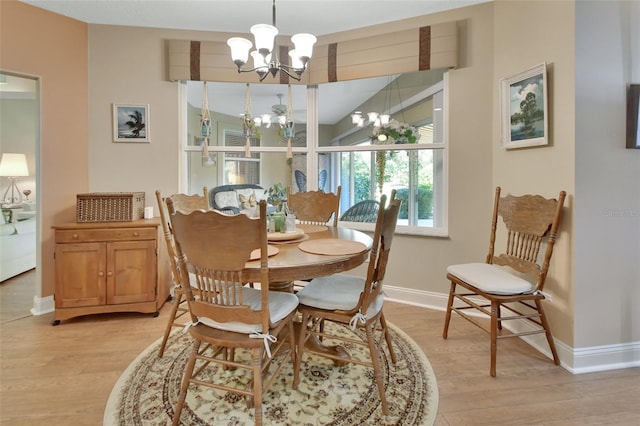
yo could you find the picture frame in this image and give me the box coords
[500,63,548,149]
[112,104,149,142]
[626,84,640,149]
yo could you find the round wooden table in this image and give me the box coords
[243,225,373,293]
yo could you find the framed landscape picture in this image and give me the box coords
[500,63,548,149]
[113,104,149,142]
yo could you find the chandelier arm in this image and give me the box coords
[276,67,302,81]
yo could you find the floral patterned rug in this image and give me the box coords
[104,321,438,425]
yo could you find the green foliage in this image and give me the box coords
[266,183,287,210]
[354,171,371,202]
[394,185,433,219]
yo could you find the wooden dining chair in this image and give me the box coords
[442,186,566,377]
[293,194,401,415]
[154,187,209,357]
[287,185,341,227]
[167,200,299,426]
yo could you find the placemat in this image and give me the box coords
[267,228,305,241]
[298,239,367,256]
[248,245,279,260]
[296,224,328,233]
[268,233,309,245]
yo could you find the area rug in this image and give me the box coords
[104,321,438,425]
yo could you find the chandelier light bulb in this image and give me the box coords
[261,114,272,128]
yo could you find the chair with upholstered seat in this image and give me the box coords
[293,194,401,414]
[167,199,299,426]
[442,186,566,377]
[154,188,209,357]
[287,185,341,227]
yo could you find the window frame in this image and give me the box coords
[180,72,449,237]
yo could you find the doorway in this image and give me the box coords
[0,71,40,319]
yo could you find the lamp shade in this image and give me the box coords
[250,24,278,55]
[227,37,253,65]
[251,50,270,70]
[291,33,317,59]
[0,153,29,177]
[288,50,304,70]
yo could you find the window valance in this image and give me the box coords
[167,21,457,84]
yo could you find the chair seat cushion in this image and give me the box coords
[198,287,299,334]
[447,262,534,295]
[296,274,384,318]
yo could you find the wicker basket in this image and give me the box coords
[76,192,145,222]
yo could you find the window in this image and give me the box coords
[182,70,448,236]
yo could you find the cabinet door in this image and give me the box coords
[54,243,107,308]
[106,240,157,305]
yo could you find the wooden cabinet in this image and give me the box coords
[52,219,171,324]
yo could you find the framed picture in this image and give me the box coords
[112,104,149,142]
[500,63,548,149]
[626,84,640,149]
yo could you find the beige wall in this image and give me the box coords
[575,1,640,348]
[1,0,88,298]
[492,0,576,345]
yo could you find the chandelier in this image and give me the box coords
[226,0,317,82]
[350,76,403,141]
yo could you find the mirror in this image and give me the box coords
[184,69,446,230]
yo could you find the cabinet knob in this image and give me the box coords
[72,233,79,239]
[133,232,139,237]
[98,271,104,277]
[107,271,113,277]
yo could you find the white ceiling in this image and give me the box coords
[20,0,490,36]
[17,0,490,124]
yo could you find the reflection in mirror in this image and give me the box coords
[183,68,447,233]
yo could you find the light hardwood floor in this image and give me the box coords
[1,271,639,425]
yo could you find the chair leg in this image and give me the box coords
[252,347,264,426]
[159,287,184,357]
[172,339,202,426]
[490,301,499,377]
[288,319,299,388]
[293,311,310,389]
[380,312,397,364]
[536,299,560,365]
[366,319,389,415]
[442,281,456,339]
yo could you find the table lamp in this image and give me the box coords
[0,153,29,206]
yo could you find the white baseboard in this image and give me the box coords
[384,284,640,374]
[31,295,54,316]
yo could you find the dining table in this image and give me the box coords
[243,223,373,293]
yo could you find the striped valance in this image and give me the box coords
[167,21,457,84]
